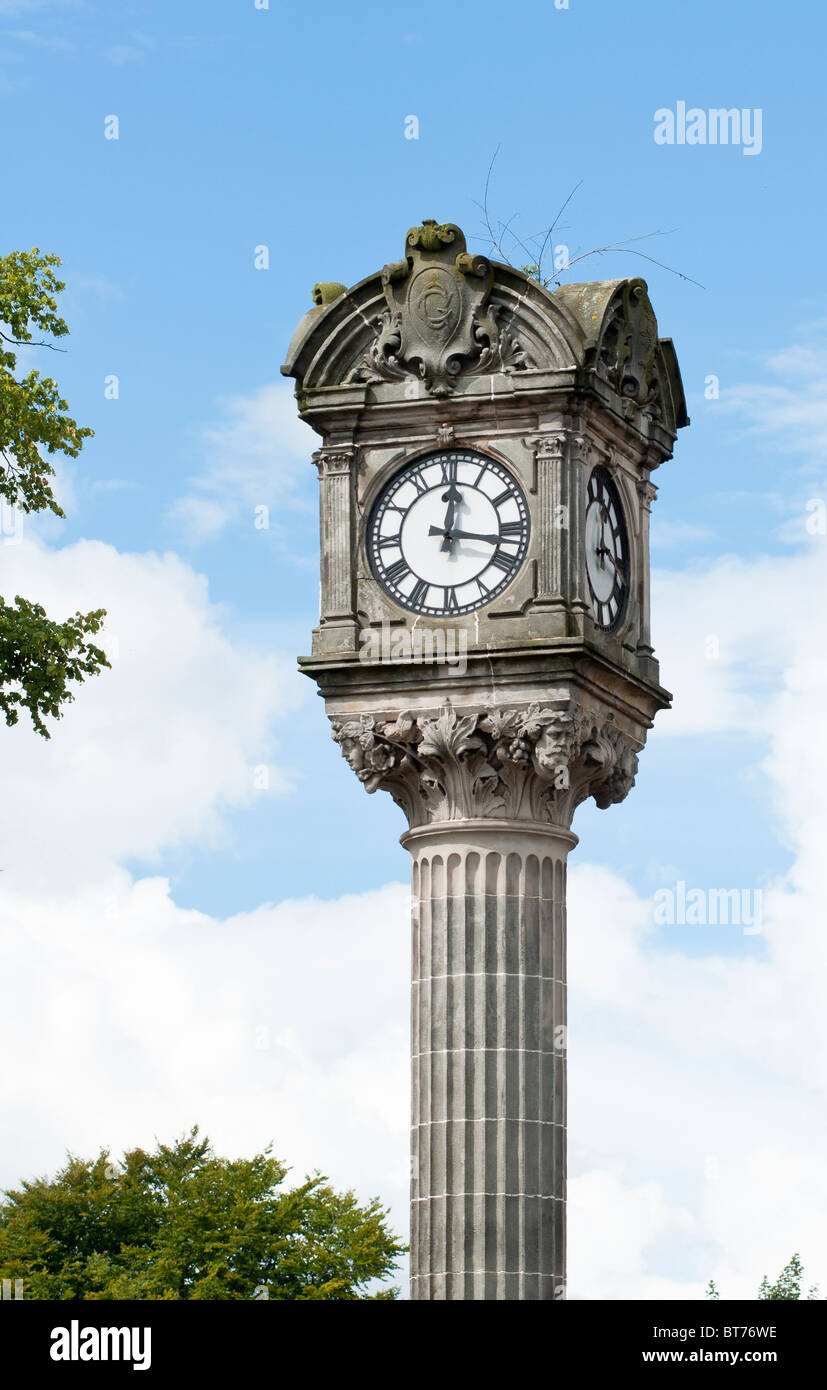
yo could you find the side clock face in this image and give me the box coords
[585,466,630,631]
[367,450,530,616]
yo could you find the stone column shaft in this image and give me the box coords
[330,698,641,1302]
[405,819,574,1301]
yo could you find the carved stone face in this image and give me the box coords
[585,466,630,631]
[367,449,530,617]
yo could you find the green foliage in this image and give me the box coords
[0,596,108,738]
[0,247,108,735]
[0,1130,406,1301]
[758,1253,819,1301]
[0,249,92,517]
[706,1253,820,1300]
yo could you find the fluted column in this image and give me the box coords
[330,698,640,1301]
[405,819,574,1301]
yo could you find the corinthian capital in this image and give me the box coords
[313,448,355,478]
[330,699,639,831]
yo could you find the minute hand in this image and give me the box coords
[429,526,503,545]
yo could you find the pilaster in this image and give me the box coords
[313,448,358,654]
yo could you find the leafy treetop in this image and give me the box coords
[0,1129,406,1300]
[0,248,108,736]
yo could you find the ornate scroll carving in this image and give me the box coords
[595,280,660,411]
[330,700,638,830]
[348,219,534,398]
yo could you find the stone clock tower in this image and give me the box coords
[282,219,687,1301]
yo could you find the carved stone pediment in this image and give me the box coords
[330,699,638,831]
[346,219,534,398]
[281,221,687,442]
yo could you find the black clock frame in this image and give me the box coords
[586,465,631,633]
[366,449,530,618]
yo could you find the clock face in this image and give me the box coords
[367,450,530,617]
[585,466,630,631]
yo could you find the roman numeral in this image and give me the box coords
[409,472,429,495]
[474,463,488,486]
[476,576,490,597]
[492,488,512,507]
[489,549,513,572]
[443,586,459,612]
[409,578,430,608]
[376,534,400,550]
[499,521,522,538]
[384,559,410,586]
[439,458,458,485]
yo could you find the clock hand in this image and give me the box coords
[450,528,503,545]
[596,544,624,576]
[428,526,502,545]
[439,481,463,551]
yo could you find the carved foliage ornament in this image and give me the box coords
[330,700,638,830]
[349,220,534,398]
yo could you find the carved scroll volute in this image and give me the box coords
[596,280,660,410]
[330,701,639,832]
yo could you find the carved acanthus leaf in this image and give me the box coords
[330,700,639,830]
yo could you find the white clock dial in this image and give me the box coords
[585,466,630,632]
[367,450,529,616]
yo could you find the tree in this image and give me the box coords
[706,1254,820,1300]
[0,1130,405,1300]
[758,1253,819,1301]
[0,248,108,736]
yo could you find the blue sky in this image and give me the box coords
[3,0,827,1298]
[6,0,811,918]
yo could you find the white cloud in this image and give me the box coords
[4,392,827,1299]
[0,873,410,1228]
[168,383,317,542]
[720,338,827,459]
[0,534,302,889]
[650,518,716,548]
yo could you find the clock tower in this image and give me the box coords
[282,219,687,1300]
